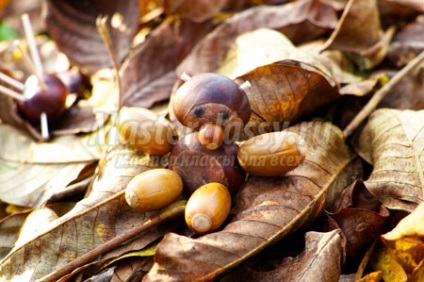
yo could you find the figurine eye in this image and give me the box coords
[219,111,230,120]
[194,106,204,118]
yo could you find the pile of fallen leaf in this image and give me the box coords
[0,0,424,281]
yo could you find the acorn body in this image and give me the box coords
[125,168,183,211]
[237,131,307,176]
[117,107,175,156]
[185,182,231,234]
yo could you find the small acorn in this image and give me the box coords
[185,182,231,234]
[172,73,251,149]
[117,107,176,156]
[237,131,307,176]
[169,132,245,195]
[125,168,183,211]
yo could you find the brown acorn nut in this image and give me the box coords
[172,73,251,143]
[237,131,307,176]
[185,182,231,234]
[117,107,176,156]
[169,132,245,195]
[125,168,183,211]
[198,123,224,150]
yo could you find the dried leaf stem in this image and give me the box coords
[96,16,122,112]
[343,50,424,138]
[36,199,186,282]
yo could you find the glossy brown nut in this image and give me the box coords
[117,107,176,156]
[17,74,68,124]
[125,168,183,211]
[172,73,251,136]
[237,131,307,176]
[169,132,245,195]
[185,182,231,234]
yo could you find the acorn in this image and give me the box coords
[237,131,307,176]
[117,107,176,156]
[169,132,245,195]
[185,182,231,234]
[172,73,251,148]
[125,168,183,211]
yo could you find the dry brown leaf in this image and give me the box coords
[164,0,227,22]
[0,192,183,281]
[45,0,139,74]
[177,0,338,76]
[354,109,424,211]
[223,230,344,282]
[0,124,99,207]
[0,212,28,260]
[121,18,214,108]
[144,121,361,281]
[388,15,424,67]
[378,67,424,110]
[326,180,389,257]
[59,143,160,221]
[321,0,393,69]
[235,60,339,135]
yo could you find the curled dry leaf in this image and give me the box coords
[354,109,424,212]
[321,0,393,69]
[236,60,339,135]
[59,143,160,221]
[0,212,28,260]
[0,124,99,207]
[326,180,389,257]
[177,0,338,76]
[0,192,182,281]
[144,121,361,281]
[121,18,214,108]
[378,67,424,110]
[0,145,178,281]
[388,15,424,67]
[45,0,139,74]
[223,230,344,282]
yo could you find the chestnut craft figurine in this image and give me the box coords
[169,132,245,196]
[173,73,251,150]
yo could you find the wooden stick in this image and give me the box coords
[21,14,44,76]
[0,85,26,101]
[0,72,25,92]
[40,112,49,139]
[36,200,186,282]
[343,50,424,138]
[13,41,48,90]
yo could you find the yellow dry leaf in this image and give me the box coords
[357,270,382,282]
[383,202,424,240]
[371,243,408,282]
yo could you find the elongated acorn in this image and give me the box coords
[237,131,307,176]
[125,168,183,211]
[185,182,231,234]
[117,107,175,156]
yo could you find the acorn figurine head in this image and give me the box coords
[172,73,251,149]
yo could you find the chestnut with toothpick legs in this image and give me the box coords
[17,74,68,125]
